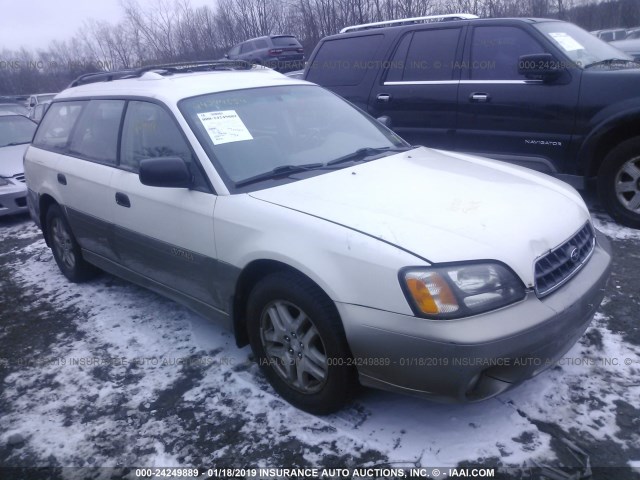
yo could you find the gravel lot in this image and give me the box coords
[1,195,639,480]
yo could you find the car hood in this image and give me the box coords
[0,144,28,177]
[249,147,591,288]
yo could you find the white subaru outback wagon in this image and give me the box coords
[24,61,612,414]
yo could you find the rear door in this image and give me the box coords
[110,100,225,311]
[31,100,121,261]
[368,26,464,149]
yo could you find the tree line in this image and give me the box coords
[1,0,639,95]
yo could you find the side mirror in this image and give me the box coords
[518,54,564,81]
[224,53,229,59]
[377,115,392,128]
[139,157,192,188]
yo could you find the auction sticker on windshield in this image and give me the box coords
[197,110,253,145]
[548,32,584,51]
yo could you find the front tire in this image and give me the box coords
[46,204,98,282]
[247,271,356,414]
[598,136,640,229]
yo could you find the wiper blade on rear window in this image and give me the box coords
[326,146,412,166]
[235,163,324,188]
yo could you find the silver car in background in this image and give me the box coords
[0,114,37,217]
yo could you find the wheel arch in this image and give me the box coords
[582,114,640,178]
[39,193,60,246]
[231,259,337,348]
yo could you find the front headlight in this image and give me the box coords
[0,177,11,186]
[401,262,526,319]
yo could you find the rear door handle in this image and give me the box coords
[377,93,391,103]
[115,192,130,208]
[57,173,67,185]
[470,92,490,103]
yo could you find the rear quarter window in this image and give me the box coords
[307,34,384,86]
[33,101,86,152]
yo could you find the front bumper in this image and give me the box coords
[336,232,612,403]
[0,182,28,217]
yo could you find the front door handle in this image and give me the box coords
[57,173,67,185]
[470,92,490,103]
[115,192,131,208]
[377,93,391,103]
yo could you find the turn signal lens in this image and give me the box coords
[405,272,459,315]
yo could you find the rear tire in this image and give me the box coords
[247,271,356,414]
[46,204,99,282]
[597,136,640,229]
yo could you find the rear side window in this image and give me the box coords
[386,29,461,82]
[306,34,384,86]
[470,26,545,80]
[68,99,125,164]
[253,39,269,49]
[33,102,85,151]
[240,42,254,54]
[402,28,461,81]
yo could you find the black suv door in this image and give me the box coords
[368,26,464,150]
[456,23,580,175]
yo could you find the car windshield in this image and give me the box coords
[0,104,29,116]
[180,85,407,191]
[0,115,37,147]
[535,21,635,68]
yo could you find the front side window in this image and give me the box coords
[180,85,407,191]
[68,99,125,164]
[120,101,207,189]
[470,26,546,80]
[32,102,85,151]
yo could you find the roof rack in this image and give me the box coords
[68,60,253,88]
[340,13,479,33]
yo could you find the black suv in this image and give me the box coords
[304,15,640,228]
[226,35,304,71]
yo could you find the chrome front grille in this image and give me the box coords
[12,174,26,183]
[534,222,596,297]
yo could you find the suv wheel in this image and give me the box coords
[46,204,98,282]
[598,136,640,229]
[247,271,355,414]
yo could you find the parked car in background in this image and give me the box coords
[611,37,640,60]
[0,103,30,116]
[225,35,304,71]
[29,101,52,123]
[28,93,57,112]
[304,15,640,228]
[0,113,37,217]
[24,61,611,414]
[625,27,640,39]
[590,28,628,42]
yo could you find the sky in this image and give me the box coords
[0,0,214,52]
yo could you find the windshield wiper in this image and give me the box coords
[326,146,412,166]
[584,58,636,69]
[235,163,324,188]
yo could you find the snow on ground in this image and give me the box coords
[0,213,639,476]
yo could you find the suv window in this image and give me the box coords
[306,34,384,86]
[240,42,254,54]
[33,102,85,151]
[253,39,269,49]
[396,28,461,81]
[271,36,301,47]
[470,26,545,80]
[228,45,240,56]
[68,99,125,164]
[120,101,207,189]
